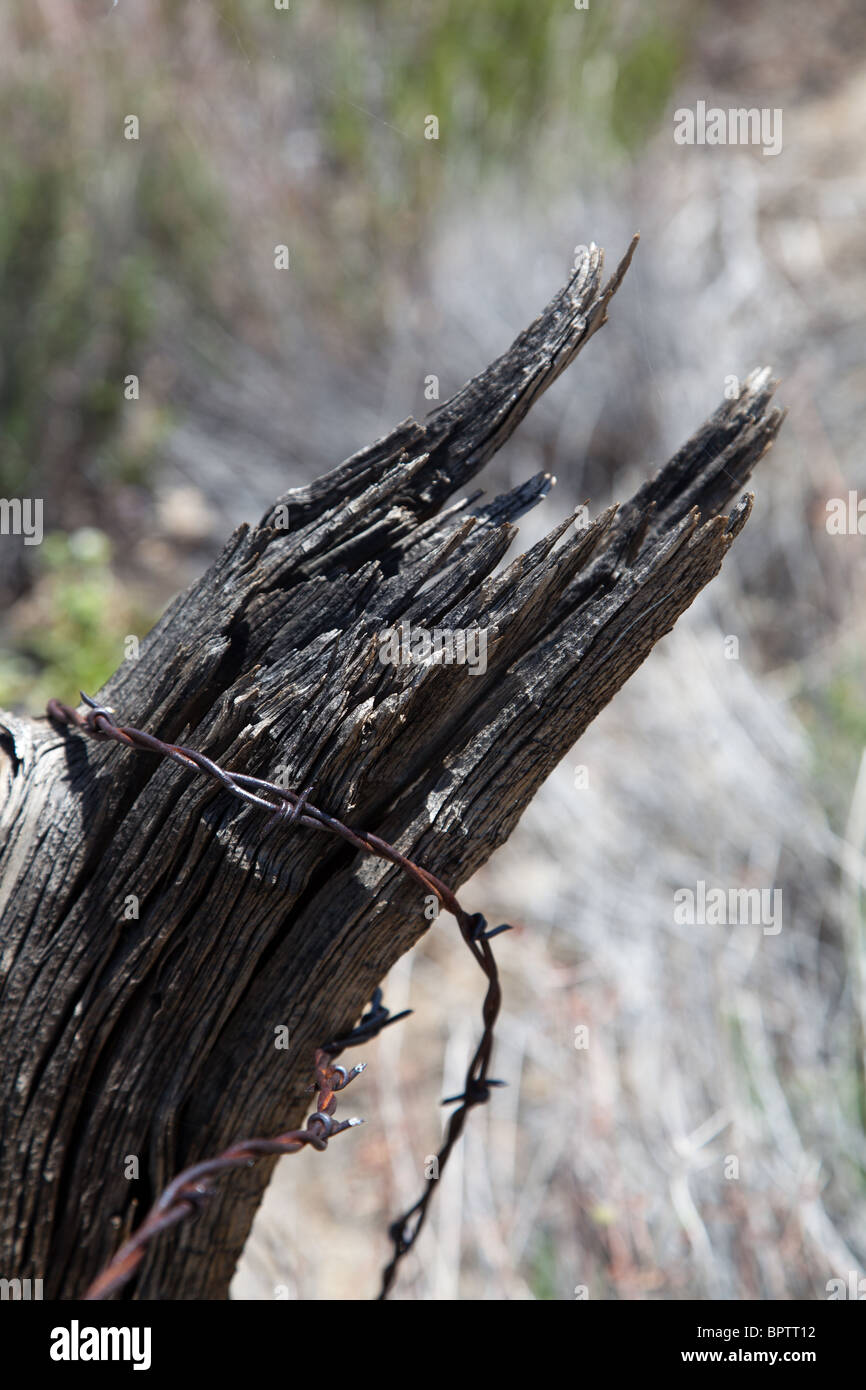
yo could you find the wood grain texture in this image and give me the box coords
[0,240,784,1299]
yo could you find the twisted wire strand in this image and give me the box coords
[83,1049,366,1300]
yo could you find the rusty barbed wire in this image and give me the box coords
[47,692,511,1300]
[82,1048,365,1301]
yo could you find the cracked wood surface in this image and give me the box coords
[0,238,784,1299]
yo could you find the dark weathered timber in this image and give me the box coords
[0,239,784,1300]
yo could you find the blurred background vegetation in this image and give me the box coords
[0,0,693,702]
[2,0,866,1301]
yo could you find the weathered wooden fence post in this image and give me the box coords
[0,240,783,1299]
